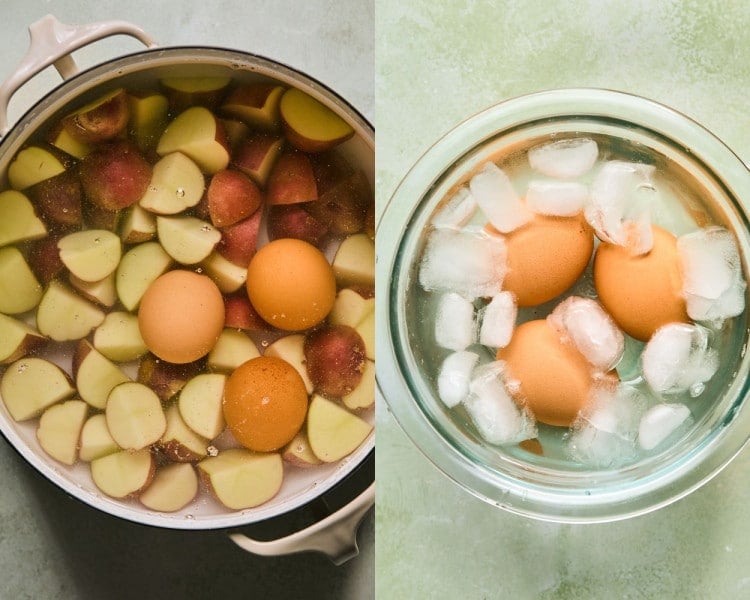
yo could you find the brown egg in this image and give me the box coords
[246,238,336,331]
[496,319,598,427]
[491,212,594,307]
[223,356,308,452]
[138,270,225,364]
[594,225,689,341]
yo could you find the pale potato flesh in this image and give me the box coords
[199,449,283,510]
[0,190,48,247]
[105,382,166,451]
[0,314,45,364]
[177,373,226,440]
[200,251,248,293]
[36,281,105,342]
[343,359,375,410]
[332,233,375,289]
[68,271,118,307]
[139,462,198,512]
[307,394,372,462]
[36,399,88,465]
[115,242,173,311]
[7,146,66,190]
[0,246,43,314]
[328,288,375,329]
[75,341,130,410]
[90,448,154,498]
[156,107,230,174]
[58,229,121,283]
[139,152,205,215]
[92,311,148,362]
[156,215,221,264]
[207,328,260,372]
[0,357,75,421]
[160,403,208,462]
[79,413,119,462]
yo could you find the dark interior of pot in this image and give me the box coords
[0,47,375,529]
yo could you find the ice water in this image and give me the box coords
[407,130,748,470]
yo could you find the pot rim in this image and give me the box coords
[0,45,375,530]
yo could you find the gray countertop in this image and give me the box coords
[0,2,373,598]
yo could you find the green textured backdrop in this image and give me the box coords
[376,1,750,598]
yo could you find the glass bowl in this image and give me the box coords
[376,88,750,523]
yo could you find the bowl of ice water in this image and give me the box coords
[376,89,750,522]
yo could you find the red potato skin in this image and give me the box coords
[266,151,318,205]
[62,90,130,144]
[207,169,263,228]
[364,202,375,240]
[267,204,329,247]
[223,292,273,332]
[231,132,285,186]
[305,170,370,236]
[79,141,152,211]
[224,83,280,111]
[216,209,263,267]
[159,440,204,463]
[28,234,66,285]
[303,325,366,398]
[137,354,205,401]
[28,170,83,230]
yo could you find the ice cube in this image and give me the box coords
[525,180,588,217]
[641,323,718,395]
[677,226,746,323]
[527,138,598,179]
[638,403,692,451]
[479,292,517,348]
[469,162,532,233]
[419,228,507,299]
[585,160,656,255]
[437,350,479,408]
[568,384,646,468]
[547,296,624,371]
[435,292,476,351]
[464,361,537,445]
[431,186,478,229]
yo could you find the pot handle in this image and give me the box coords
[229,482,374,565]
[0,14,157,136]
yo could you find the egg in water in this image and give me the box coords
[246,238,336,331]
[138,270,225,364]
[594,225,689,341]
[489,212,594,307]
[496,319,618,427]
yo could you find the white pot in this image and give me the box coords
[0,15,374,564]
